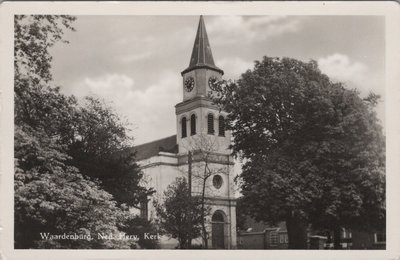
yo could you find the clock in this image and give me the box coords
[208,76,218,91]
[184,77,195,92]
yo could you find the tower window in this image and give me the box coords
[218,116,225,136]
[181,117,187,138]
[191,114,196,136]
[208,114,214,134]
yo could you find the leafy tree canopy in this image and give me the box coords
[68,97,153,207]
[154,177,207,249]
[14,15,151,248]
[213,56,385,248]
[119,216,160,249]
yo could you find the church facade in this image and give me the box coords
[134,16,237,249]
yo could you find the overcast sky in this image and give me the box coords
[49,15,385,145]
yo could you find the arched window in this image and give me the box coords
[208,114,214,134]
[218,116,225,136]
[190,114,196,136]
[212,211,224,222]
[181,117,187,138]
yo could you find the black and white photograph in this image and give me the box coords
[1,1,399,260]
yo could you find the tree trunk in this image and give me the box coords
[187,152,192,249]
[179,238,185,249]
[333,226,342,249]
[187,237,192,249]
[286,212,308,249]
[201,175,208,248]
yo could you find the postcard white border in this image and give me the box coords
[1,1,399,260]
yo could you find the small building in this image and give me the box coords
[351,230,386,249]
[237,219,288,249]
[237,216,385,249]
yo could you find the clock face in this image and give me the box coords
[208,76,218,91]
[184,77,195,92]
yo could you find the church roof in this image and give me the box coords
[133,135,178,161]
[181,15,224,75]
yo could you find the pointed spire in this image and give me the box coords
[182,16,224,75]
[189,15,215,67]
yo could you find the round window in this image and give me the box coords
[212,175,223,189]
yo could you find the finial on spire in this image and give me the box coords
[181,15,223,75]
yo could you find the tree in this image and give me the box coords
[14,15,76,84]
[14,15,150,248]
[14,122,134,249]
[14,15,78,142]
[119,216,160,249]
[213,56,385,249]
[182,134,227,248]
[154,177,205,249]
[235,197,249,232]
[67,96,153,207]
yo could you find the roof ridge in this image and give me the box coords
[134,134,176,148]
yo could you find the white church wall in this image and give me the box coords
[187,161,235,198]
[230,202,237,247]
[138,154,182,221]
[137,152,238,249]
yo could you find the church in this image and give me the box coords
[133,16,237,249]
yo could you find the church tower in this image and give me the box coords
[135,16,236,249]
[175,16,237,249]
[176,15,230,156]
[180,15,224,102]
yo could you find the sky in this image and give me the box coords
[49,15,385,145]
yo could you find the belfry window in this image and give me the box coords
[218,116,225,136]
[181,117,187,138]
[191,114,196,136]
[208,114,214,134]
